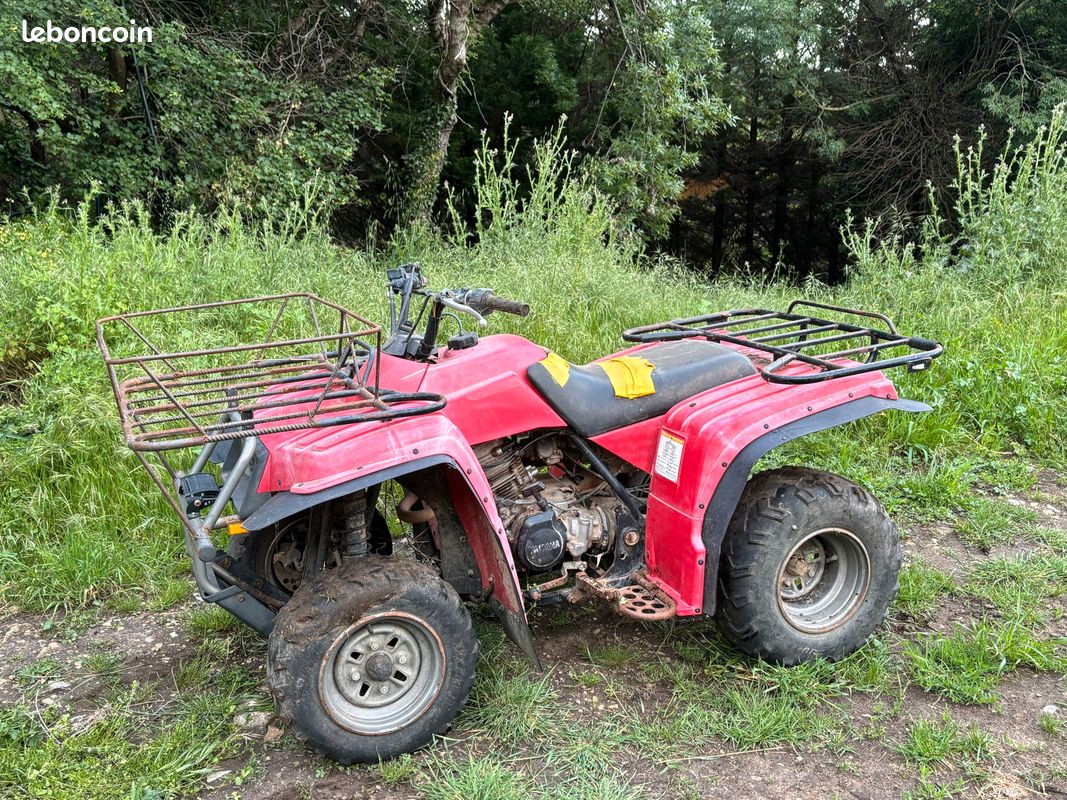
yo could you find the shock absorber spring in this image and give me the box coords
[340,491,370,559]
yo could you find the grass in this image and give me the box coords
[14,657,63,686]
[542,717,630,774]
[896,562,957,620]
[420,754,654,800]
[706,683,842,749]
[459,651,555,745]
[82,649,124,676]
[0,649,259,799]
[1040,711,1066,737]
[375,753,418,787]
[628,633,894,754]
[963,553,1067,624]
[146,578,193,612]
[894,715,996,800]
[894,714,995,769]
[903,777,967,800]
[1030,525,1067,553]
[421,756,532,800]
[904,618,1067,703]
[0,108,1066,797]
[583,644,637,668]
[184,605,244,637]
[954,496,1037,551]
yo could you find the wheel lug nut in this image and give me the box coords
[379,685,389,694]
[397,655,407,665]
[370,642,380,651]
[349,670,360,681]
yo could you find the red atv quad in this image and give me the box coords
[97,263,941,763]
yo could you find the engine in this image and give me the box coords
[475,437,625,574]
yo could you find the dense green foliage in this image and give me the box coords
[1,0,391,215]
[4,1,1065,273]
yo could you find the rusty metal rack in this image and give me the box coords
[622,300,942,384]
[97,293,446,452]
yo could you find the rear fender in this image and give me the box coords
[244,417,538,666]
[642,369,929,616]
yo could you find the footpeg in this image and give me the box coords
[574,571,677,621]
[615,579,677,620]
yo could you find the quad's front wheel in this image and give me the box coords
[715,467,901,665]
[267,555,477,762]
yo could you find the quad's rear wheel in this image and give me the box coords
[715,467,900,665]
[267,555,477,762]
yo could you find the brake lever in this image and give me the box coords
[438,295,487,327]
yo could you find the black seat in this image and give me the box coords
[527,340,757,437]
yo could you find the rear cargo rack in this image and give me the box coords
[622,300,942,384]
[97,293,446,452]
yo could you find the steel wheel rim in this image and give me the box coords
[776,528,871,634]
[319,612,445,735]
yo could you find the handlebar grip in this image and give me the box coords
[482,292,530,317]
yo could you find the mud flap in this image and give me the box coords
[445,470,542,670]
[490,596,541,670]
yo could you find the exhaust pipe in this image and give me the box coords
[397,491,435,524]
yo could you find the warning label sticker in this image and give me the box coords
[654,432,684,482]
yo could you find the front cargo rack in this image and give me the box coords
[98,294,447,602]
[622,300,942,384]
[97,293,446,452]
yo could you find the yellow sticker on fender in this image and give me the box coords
[598,356,656,399]
[655,432,684,482]
[539,352,571,387]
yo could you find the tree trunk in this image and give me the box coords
[106,47,128,124]
[801,161,822,274]
[404,0,516,224]
[711,139,729,271]
[404,0,473,223]
[743,112,758,265]
[771,101,794,269]
[711,189,726,271]
[12,107,47,167]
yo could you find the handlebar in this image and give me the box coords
[467,289,531,317]
[385,263,532,360]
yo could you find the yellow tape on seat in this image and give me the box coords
[597,356,656,399]
[540,352,571,387]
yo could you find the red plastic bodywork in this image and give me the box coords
[615,367,897,614]
[257,334,564,494]
[255,335,562,615]
[253,333,900,619]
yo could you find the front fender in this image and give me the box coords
[643,368,929,616]
[246,414,539,666]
